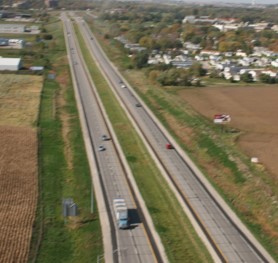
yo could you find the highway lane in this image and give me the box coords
[62,14,159,263]
[78,14,275,263]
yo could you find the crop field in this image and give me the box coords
[179,85,278,255]
[179,85,278,181]
[0,74,43,127]
[0,74,42,263]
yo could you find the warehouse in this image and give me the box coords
[0,24,26,33]
[0,57,22,71]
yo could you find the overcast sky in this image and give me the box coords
[180,0,278,4]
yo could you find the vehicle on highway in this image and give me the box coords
[135,103,141,107]
[113,198,129,229]
[98,145,106,151]
[101,134,109,141]
[166,143,173,149]
[119,80,126,88]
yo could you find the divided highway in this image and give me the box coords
[75,14,275,263]
[62,13,165,263]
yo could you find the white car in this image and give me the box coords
[98,145,106,151]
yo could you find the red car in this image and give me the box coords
[166,143,173,149]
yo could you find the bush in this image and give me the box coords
[41,34,53,40]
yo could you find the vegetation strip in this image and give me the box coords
[29,15,103,263]
[74,22,213,262]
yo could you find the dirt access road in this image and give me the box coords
[179,85,278,181]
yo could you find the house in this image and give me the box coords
[171,55,193,68]
[124,43,146,52]
[8,38,25,48]
[200,50,221,56]
[271,25,278,33]
[148,54,164,65]
[224,52,233,57]
[235,50,247,57]
[184,42,201,51]
[0,38,9,46]
[239,69,258,81]
[254,57,270,67]
[261,70,278,78]
[222,66,246,81]
[238,59,250,67]
[195,55,204,61]
[163,54,171,64]
[248,22,270,32]
[182,16,196,24]
[212,23,241,32]
[271,59,278,68]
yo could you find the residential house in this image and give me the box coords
[200,50,221,56]
[235,50,247,57]
[222,66,247,81]
[148,54,164,65]
[271,59,278,68]
[0,38,9,46]
[261,70,278,78]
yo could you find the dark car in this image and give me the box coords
[101,134,109,141]
[98,145,106,151]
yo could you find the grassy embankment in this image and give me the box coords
[28,15,103,263]
[74,21,213,263]
[87,16,278,261]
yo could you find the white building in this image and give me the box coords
[271,59,278,68]
[0,57,22,71]
[0,24,26,33]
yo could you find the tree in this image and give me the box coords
[139,36,155,49]
[148,70,160,83]
[260,73,277,84]
[189,63,207,77]
[241,72,253,83]
[109,23,121,38]
[133,51,149,69]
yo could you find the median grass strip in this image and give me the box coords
[74,23,213,263]
[29,15,103,263]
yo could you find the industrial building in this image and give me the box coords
[0,24,26,33]
[0,57,22,71]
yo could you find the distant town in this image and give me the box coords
[112,12,278,84]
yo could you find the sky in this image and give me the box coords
[179,0,278,4]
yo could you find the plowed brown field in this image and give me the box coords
[0,74,42,263]
[179,85,278,180]
[0,126,38,263]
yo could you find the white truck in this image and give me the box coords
[113,198,129,229]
